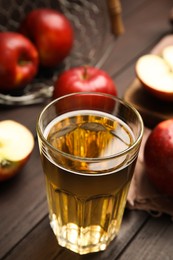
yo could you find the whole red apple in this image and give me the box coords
[53,66,117,97]
[20,8,74,67]
[53,66,117,112]
[144,119,173,196]
[0,32,38,91]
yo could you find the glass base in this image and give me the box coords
[50,214,118,255]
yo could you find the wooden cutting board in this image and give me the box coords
[124,35,173,129]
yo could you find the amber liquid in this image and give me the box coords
[41,110,137,254]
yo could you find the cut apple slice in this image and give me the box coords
[136,54,173,101]
[0,120,34,181]
[162,45,173,71]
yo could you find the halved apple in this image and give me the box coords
[0,120,34,181]
[136,54,173,101]
[162,45,173,71]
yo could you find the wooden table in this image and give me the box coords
[1,0,173,259]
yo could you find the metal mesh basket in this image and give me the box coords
[0,0,119,105]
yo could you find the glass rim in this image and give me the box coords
[37,92,144,162]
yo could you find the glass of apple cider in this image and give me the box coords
[37,92,143,255]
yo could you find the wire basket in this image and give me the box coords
[0,0,121,105]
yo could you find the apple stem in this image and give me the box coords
[82,66,88,80]
[18,59,30,66]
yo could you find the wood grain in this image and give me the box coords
[0,144,47,259]
[3,211,149,260]
[1,0,173,259]
[118,215,173,260]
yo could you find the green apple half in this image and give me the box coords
[136,50,173,101]
[0,120,34,181]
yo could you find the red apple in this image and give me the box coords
[0,120,34,181]
[53,66,117,97]
[144,119,173,196]
[0,32,38,91]
[135,54,173,101]
[53,66,117,112]
[19,8,74,67]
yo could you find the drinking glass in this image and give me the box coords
[37,92,143,255]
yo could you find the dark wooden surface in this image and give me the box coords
[1,0,173,259]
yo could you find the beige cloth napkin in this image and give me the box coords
[127,128,173,218]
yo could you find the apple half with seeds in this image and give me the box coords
[0,120,34,181]
[136,53,173,101]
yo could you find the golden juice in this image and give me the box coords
[41,110,137,254]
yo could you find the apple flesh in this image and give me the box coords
[136,54,173,101]
[0,120,34,181]
[144,119,173,196]
[0,32,38,92]
[19,8,74,67]
[162,45,173,71]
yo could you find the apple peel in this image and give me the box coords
[144,119,173,196]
